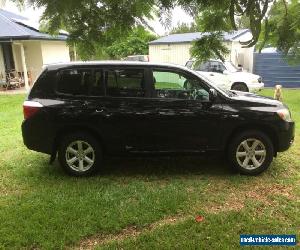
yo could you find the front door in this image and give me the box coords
[148,67,223,152]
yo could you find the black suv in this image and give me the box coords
[22,61,294,176]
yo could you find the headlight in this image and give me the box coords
[251,79,259,83]
[277,109,292,122]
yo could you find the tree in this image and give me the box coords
[12,0,300,62]
[257,0,300,61]
[19,0,157,58]
[169,22,197,34]
[236,15,251,29]
[187,0,273,63]
[106,26,156,59]
[106,37,148,59]
[190,32,230,62]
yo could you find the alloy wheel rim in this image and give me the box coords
[236,138,266,170]
[65,140,95,172]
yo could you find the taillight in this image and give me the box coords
[23,101,43,120]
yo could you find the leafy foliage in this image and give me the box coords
[22,0,156,55]
[10,0,300,62]
[195,5,232,32]
[257,0,300,63]
[190,0,271,48]
[105,26,156,59]
[169,22,197,34]
[190,32,230,62]
[106,37,148,59]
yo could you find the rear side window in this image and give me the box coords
[105,69,145,97]
[29,69,56,98]
[89,70,105,96]
[57,69,93,96]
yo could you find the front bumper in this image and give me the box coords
[248,82,264,93]
[277,121,295,152]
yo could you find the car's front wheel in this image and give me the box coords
[228,130,274,175]
[58,132,102,176]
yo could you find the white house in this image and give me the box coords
[149,29,255,73]
[0,9,70,90]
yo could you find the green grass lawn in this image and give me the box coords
[0,89,299,249]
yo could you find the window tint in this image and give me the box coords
[105,69,145,97]
[29,70,55,98]
[57,69,93,95]
[89,70,105,96]
[153,70,209,101]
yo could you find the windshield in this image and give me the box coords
[224,61,239,73]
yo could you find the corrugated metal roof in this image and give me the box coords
[0,9,28,21]
[0,9,68,41]
[149,29,249,45]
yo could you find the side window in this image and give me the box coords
[105,68,145,97]
[57,69,92,96]
[209,61,226,73]
[90,70,105,96]
[194,61,210,71]
[29,70,55,98]
[218,62,226,72]
[153,70,209,101]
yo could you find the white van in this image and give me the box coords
[185,59,264,93]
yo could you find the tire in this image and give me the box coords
[58,132,102,176]
[231,83,249,92]
[228,130,274,175]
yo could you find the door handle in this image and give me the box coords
[95,109,105,113]
[223,114,239,118]
[95,108,111,118]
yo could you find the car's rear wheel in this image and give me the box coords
[228,130,274,175]
[231,82,249,92]
[58,133,102,176]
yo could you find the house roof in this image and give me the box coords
[0,9,68,41]
[149,29,249,45]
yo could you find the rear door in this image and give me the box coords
[89,66,157,153]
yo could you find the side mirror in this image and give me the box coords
[209,88,218,102]
[223,70,230,75]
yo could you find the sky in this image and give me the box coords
[2,1,194,36]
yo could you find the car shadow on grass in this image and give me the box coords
[46,153,237,179]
